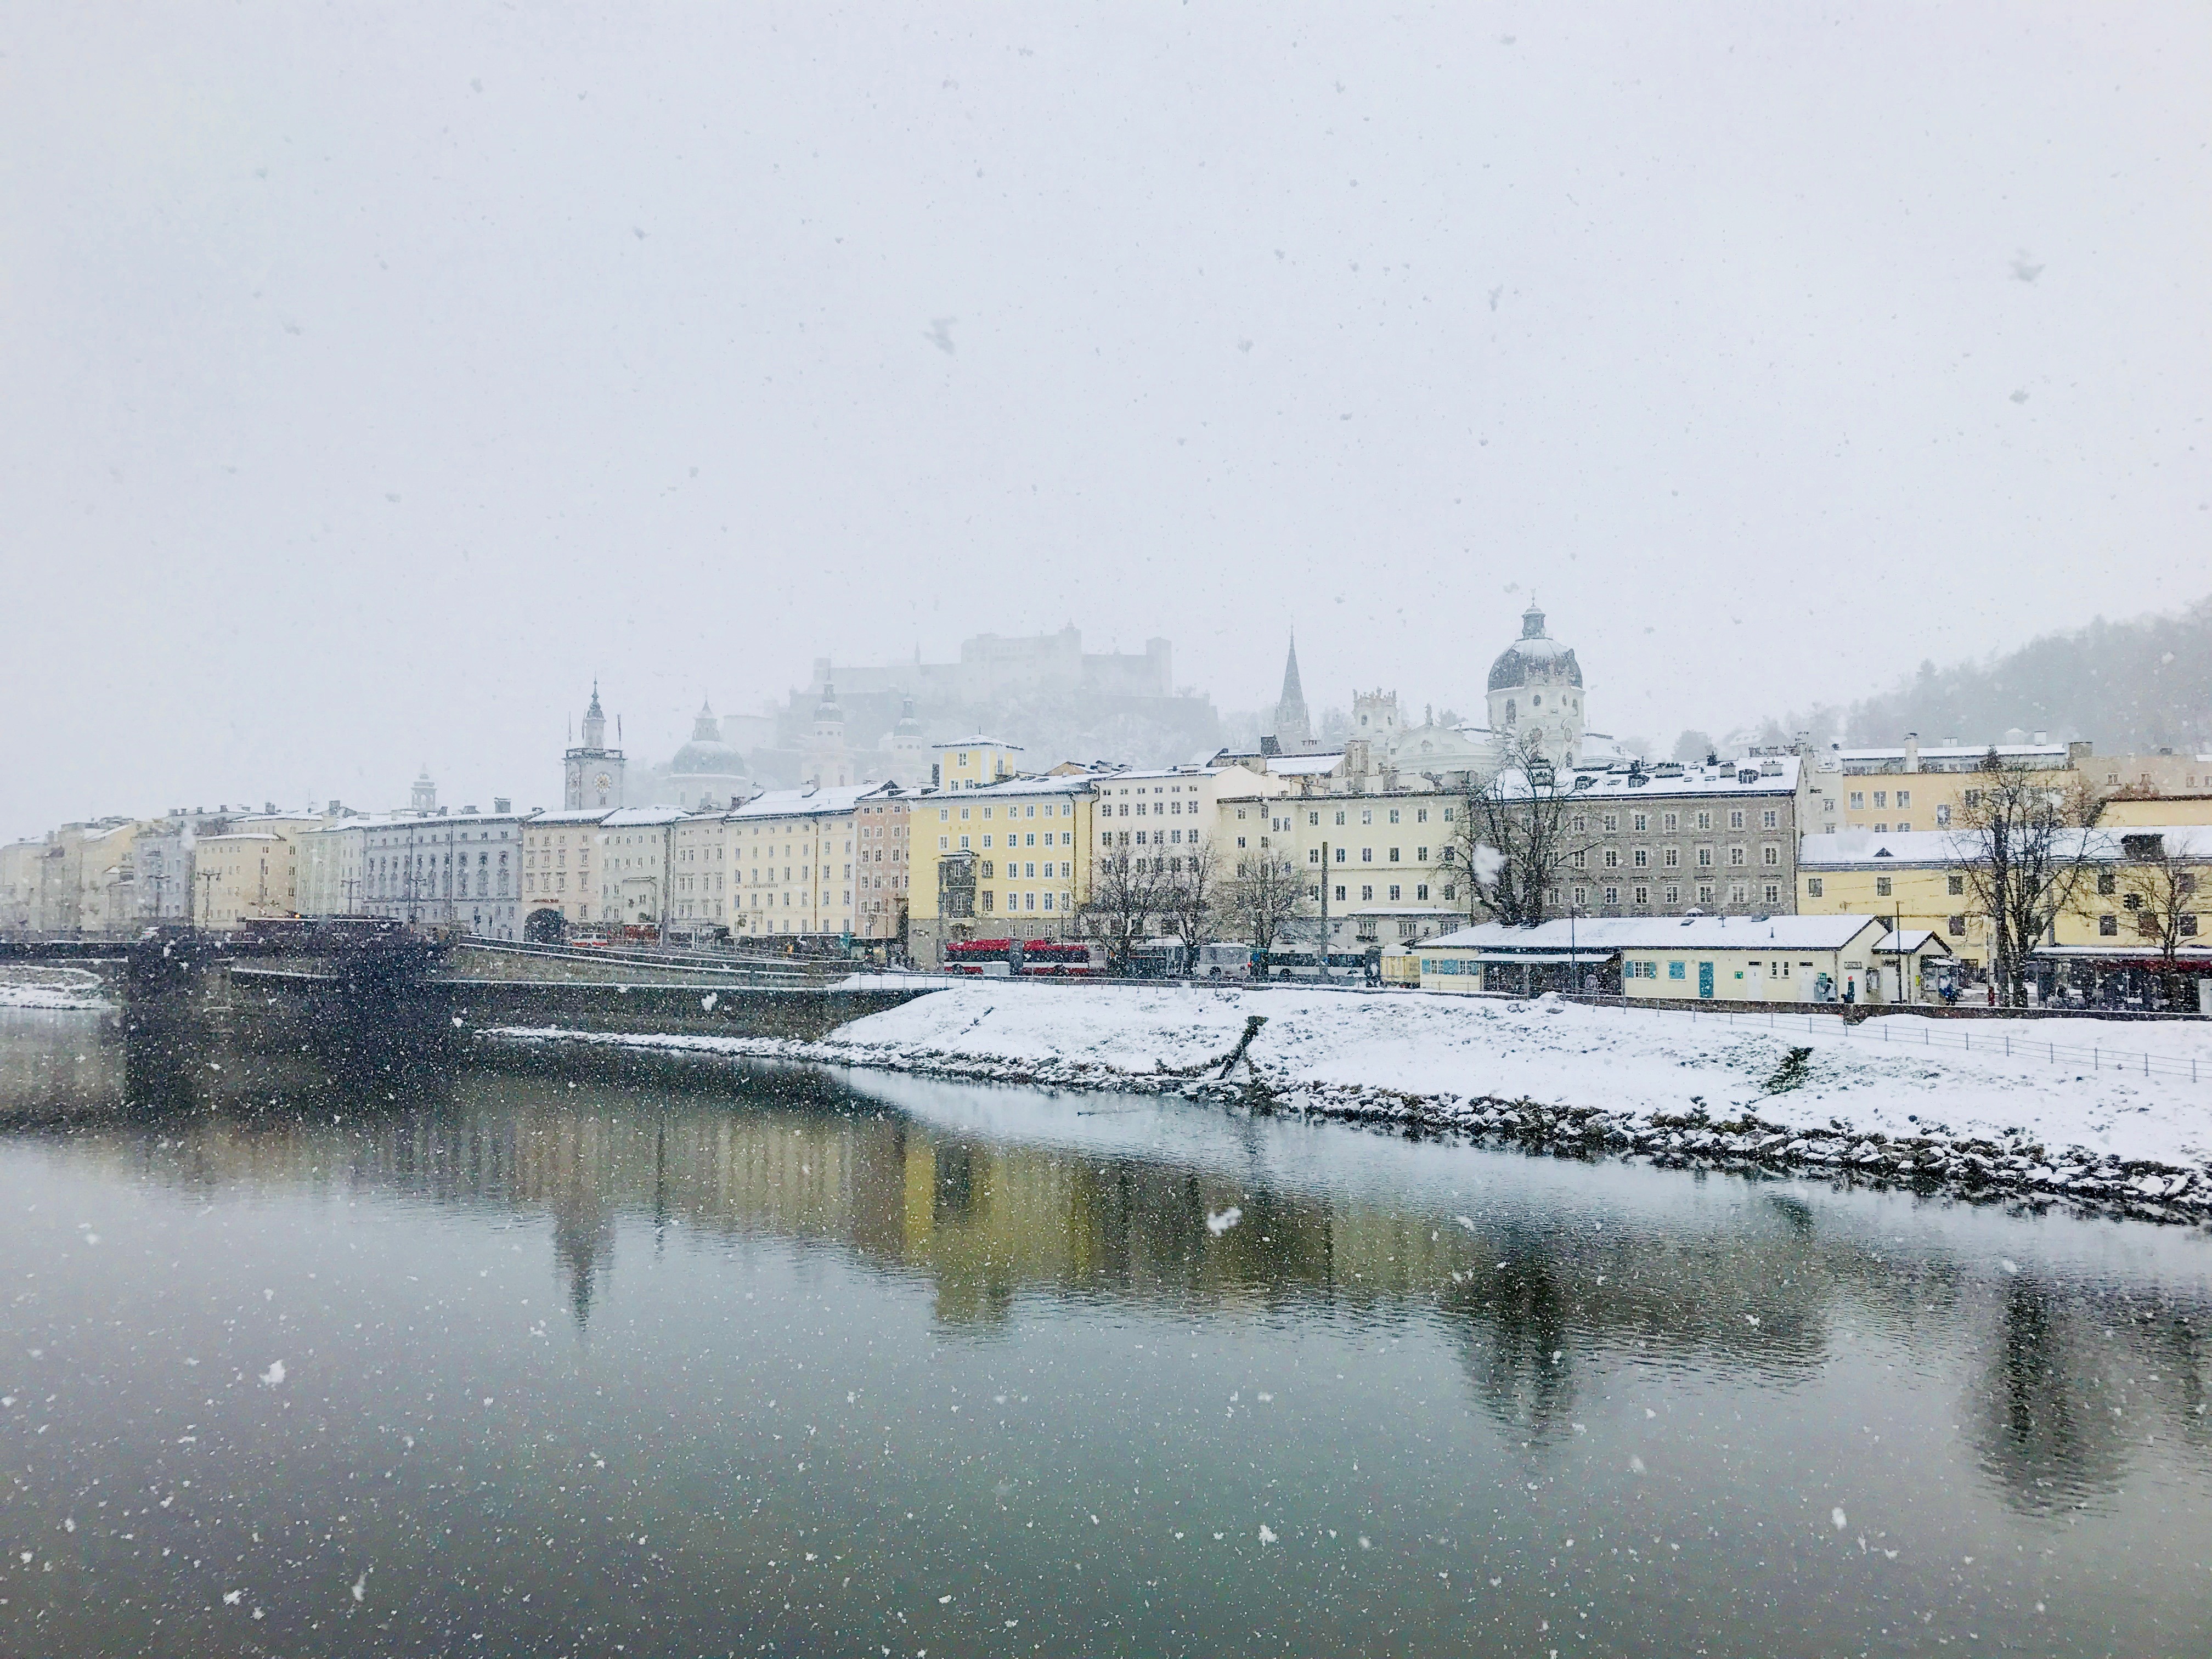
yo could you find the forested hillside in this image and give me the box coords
[1751,594,2212,752]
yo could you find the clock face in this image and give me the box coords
[595,772,612,790]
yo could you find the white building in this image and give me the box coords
[362,808,527,937]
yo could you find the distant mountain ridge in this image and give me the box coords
[1751,594,2212,754]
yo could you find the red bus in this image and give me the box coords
[944,938,1016,977]
[1017,940,1100,978]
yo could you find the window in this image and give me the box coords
[2181,913,2199,936]
[1388,884,1401,901]
[1334,885,1346,901]
[1361,809,1373,825]
[1668,961,1686,980]
[1762,845,1779,866]
[1874,791,1887,809]
[1632,848,1647,867]
[1417,808,1428,823]
[1442,885,1455,900]
[1849,792,1864,810]
[1633,885,1648,905]
[1415,884,1429,900]
[1763,884,1780,905]
[1388,808,1400,824]
[2098,913,2118,936]
[1309,848,1321,864]
[1936,804,1951,827]
[1664,885,1679,905]
[1308,811,1319,826]
[1697,846,1713,867]
[1362,847,1373,862]
[1729,846,1746,866]
[1604,850,1618,868]
[1335,810,1346,825]
[1946,915,1967,938]
[2097,872,2117,895]
[1947,873,1964,896]
[1632,813,1647,832]
[1807,877,1824,898]
[1663,812,1679,831]
[1603,813,1618,831]
[1360,884,1373,901]
[1388,847,1400,862]
[1603,886,1620,905]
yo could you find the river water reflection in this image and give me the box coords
[3,1006,2210,1656]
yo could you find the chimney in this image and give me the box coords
[1903,733,1920,773]
[493,797,511,814]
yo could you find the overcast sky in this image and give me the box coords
[3,4,2206,839]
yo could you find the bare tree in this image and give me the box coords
[2111,832,2204,1008]
[1447,735,1598,928]
[1079,850,1166,975]
[1226,843,1306,975]
[1948,752,2107,1007]
[1159,839,1224,970]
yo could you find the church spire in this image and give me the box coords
[1271,633,1314,752]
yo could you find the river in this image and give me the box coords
[3,1005,2210,1656]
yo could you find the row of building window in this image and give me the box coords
[1571,883,1783,909]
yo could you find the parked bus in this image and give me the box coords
[1015,940,1100,977]
[1197,942,1254,979]
[1125,938,1191,979]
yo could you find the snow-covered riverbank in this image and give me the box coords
[487,981,2212,1223]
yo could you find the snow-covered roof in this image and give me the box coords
[951,774,1100,800]
[933,733,1024,751]
[526,809,614,826]
[729,782,896,821]
[1805,823,2212,869]
[599,806,689,828]
[1425,915,1889,954]
[1483,756,1800,801]
[1268,753,1347,775]
[1827,742,2071,772]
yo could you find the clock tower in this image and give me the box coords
[563,682,627,809]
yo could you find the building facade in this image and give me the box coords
[723,783,900,940]
[1797,825,2212,973]
[361,809,526,936]
[1803,736,2090,836]
[1557,755,1808,919]
[907,774,1100,963]
[521,810,611,933]
[595,806,686,932]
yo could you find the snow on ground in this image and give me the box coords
[823,984,2212,1169]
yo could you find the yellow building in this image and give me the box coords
[1797,827,2212,970]
[520,809,611,932]
[722,783,901,940]
[2098,794,2212,827]
[2093,752,2212,797]
[933,735,1025,791]
[908,773,1098,963]
[1801,737,2090,837]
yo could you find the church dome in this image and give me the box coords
[1487,603,1582,693]
[670,699,746,776]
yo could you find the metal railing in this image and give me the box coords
[1549,995,2208,1084]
